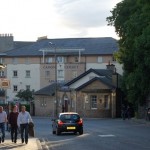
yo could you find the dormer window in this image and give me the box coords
[46,57,52,63]
[57,57,64,63]
[75,56,79,62]
[0,58,4,64]
[97,56,103,63]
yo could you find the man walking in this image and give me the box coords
[17,106,33,144]
[0,106,7,143]
[8,105,19,143]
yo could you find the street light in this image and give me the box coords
[49,42,58,117]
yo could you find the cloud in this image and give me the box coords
[53,0,119,28]
[0,0,121,40]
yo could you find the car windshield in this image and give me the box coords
[60,114,80,121]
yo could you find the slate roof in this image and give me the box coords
[13,41,35,49]
[4,37,118,57]
[34,83,55,96]
[75,77,116,91]
[34,82,64,96]
[65,68,113,86]
[34,68,116,95]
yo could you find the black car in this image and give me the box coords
[52,112,83,135]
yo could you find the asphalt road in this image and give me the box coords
[33,117,150,150]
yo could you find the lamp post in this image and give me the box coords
[111,89,116,118]
[49,42,58,117]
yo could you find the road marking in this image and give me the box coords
[98,134,115,137]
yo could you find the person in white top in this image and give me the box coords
[17,106,33,144]
[0,106,7,143]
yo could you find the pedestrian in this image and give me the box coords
[17,106,33,144]
[5,107,9,131]
[126,106,131,119]
[121,104,126,120]
[147,108,150,121]
[0,106,7,143]
[8,105,19,143]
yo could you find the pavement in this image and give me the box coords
[0,131,42,150]
[131,118,150,125]
[0,118,149,150]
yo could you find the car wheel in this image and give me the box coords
[79,129,83,135]
[56,128,61,135]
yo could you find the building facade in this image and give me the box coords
[0,36,123,117]
[34,67,120,118]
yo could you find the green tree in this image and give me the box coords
[16,89,34,102]
[107,0,150,110]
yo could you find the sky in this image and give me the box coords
[0,0,122,41]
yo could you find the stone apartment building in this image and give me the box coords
[0,35,123,117]
[34,65,122,118]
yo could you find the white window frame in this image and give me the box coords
[104,95,109,109]
[46,57,52,63]
[72,71,77,78]
[97,56,103,63]
[26,70,31,78]
[74,56,79,63]
[0,58,4,64]
[26,85,30,90]
[90,95,97,109]
[12,58,18,64]
[58,70,64,78]
[0,71,4,77]
[13,70,18,78]
[57,57,64,63]
[45,70,50,77]
[25,57,30,64]
[40,98,47,107]
[13,85,18,92]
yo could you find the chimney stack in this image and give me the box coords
[106,61,115,73]
[106,61,118,88]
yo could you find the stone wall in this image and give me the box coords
[34,95,54,117]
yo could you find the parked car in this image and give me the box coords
[52,112,83,135]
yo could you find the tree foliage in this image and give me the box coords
[16,89,34,101]
[107,0,150,109]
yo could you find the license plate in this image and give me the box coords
[67,127,76,130]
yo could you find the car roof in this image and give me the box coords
[59,112,79,115]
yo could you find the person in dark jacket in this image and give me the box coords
[8,105,19,143]
[126,106,131,119]
[121,104,126,120]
